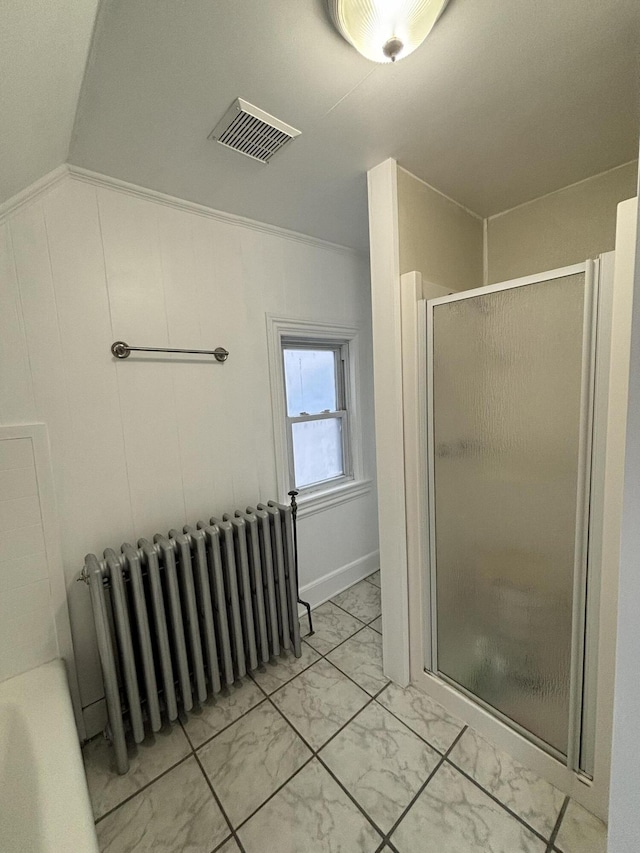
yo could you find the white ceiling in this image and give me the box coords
[3,0,639,249]
[0,0,100,203]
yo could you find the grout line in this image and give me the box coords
[92,582,384,841]
[192,748,247,853]
[316,752,386,841]
[383,726,468,846]
[322,648,386,697]
[93,752,193,824]
[256,666,394,836]
[371,692,453,758]
[547,795,570,851]
[232,755,316,834]
[443,755,556,847]
[248,649,322,695]
[275,631,385,701]
[263,687,387,842]
[183,686,268,753]
[320,596,370,625]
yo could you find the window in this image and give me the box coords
[283,343,349,491]
[267,317,370,516]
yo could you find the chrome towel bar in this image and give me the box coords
[111,341,229,362]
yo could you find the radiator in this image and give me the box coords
[83,501,302,775]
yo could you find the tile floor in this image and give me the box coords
[83,571,608,853]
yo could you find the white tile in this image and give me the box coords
[326,626,388,695]
[332,579,381,623]
[369,616,382,634]
[0,467,38,501]
[392,762,546,853]
[182,677,265,749]
[96,756,228,853]
[320,701,440,833]
[556,800,607,853]
[237,759,382,853]
[302,601,365,656]
[0,438,34,471]
[198,702,311,827]
[449,728,565,838]
[83,723,192,820]
[251,643,321,695]
[0,495,41,532]
[271,659,369,750]
[377,682,464,753]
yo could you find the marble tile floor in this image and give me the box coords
[83,571,607,853]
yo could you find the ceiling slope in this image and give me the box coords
[20,0,640,249]
[0,0,100,204]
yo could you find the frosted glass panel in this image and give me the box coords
[292,418,343,487]
[431,274,586,756]
[284,349,337,416]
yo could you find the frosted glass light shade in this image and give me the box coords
[328,0,449,63]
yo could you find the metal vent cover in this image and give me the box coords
[209,98,301,164]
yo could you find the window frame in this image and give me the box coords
[282,339,351,494]
[267,316,371,518]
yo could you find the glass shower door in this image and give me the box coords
[427,267,594,760]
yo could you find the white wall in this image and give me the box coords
[486,162,638,284]
[0,170,378,730]
[397,167,484,290]
[608,196,640,852]
[0,431,58,682]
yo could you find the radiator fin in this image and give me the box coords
[85,502,302,774]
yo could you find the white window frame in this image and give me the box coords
[266,315,371,518]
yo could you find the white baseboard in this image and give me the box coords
[299,551,380,612]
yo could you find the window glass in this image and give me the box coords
[291,418,344,487]
[284,348,337,416]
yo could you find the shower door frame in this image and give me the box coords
[426,261,596,770]
[402,256,621,819]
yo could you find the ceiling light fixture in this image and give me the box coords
[328,0,449,63]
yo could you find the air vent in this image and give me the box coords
[209,98,301,164]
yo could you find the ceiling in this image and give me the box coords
[0,0,100,203]
[3,1,639,249]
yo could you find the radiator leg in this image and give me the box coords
[288,491,313,637]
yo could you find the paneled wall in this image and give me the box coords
[0,173,378,727]
[0,432,56,681]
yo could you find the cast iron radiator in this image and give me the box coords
[82,501,303,774]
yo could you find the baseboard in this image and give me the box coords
[299,550,379,612]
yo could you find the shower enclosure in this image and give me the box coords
[425,264,596,773]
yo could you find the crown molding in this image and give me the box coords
[0,165,70,225]
[67,165,362,258]
[0,163,364,258]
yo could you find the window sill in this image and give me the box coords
[296,478,373,519]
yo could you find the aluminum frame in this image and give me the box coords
[424,261,598,773]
